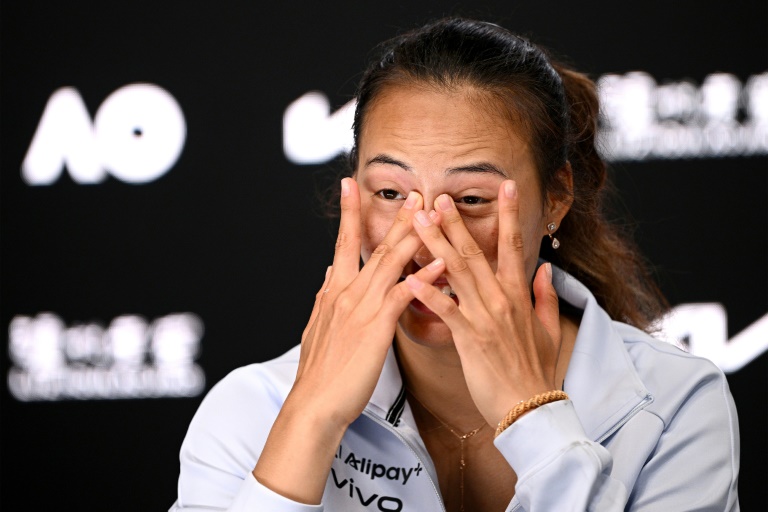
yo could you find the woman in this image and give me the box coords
[171,18,740,511]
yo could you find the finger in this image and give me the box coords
[298,266,333,375]
[330,177,362,291]
[379,256,447,322]
[356,191,423,294]
[532,263,561,345]
[411,208,484,309]
[359,191,423,280]
[302,266,333,341]
[428,208,442,226]
[335,225,424,336]
[495,180,530,304]
[432,194,503,309]
[365,227,424,293]
[433,194,497,283]
[402,271,470,333]
[325,190,423,335]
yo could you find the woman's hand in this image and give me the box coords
[254,177,445,504]
[293,177,445,427]
[404,180,563,427]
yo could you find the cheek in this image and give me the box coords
[360,205,395,263]
[517,206,547,277]
[470,207,543,277]
[463,216,500,269]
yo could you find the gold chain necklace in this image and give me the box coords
[406,389,486,512]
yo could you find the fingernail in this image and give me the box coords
[545,262,552,282]
[405,274,424,290]
[428,210,439,222]
[341,178,350,197]
[404,191,418,209]
[504,181,517,199]
[326,266,332,279]
[415,210,432,227]
[428,257,444,270]
[437,194,453,211]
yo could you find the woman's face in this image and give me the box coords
[355,84,562,347]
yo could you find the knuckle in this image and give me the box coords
[336,231,360,250]
[544,289,560,310]
[488,298,510,317]
[389,282,411,303]
[394,211,409,225]
[460,242,484,258]
[506,233,525,251]
[446,256,469,274]
[434,298,459,318]
[372,243,391,257]
[332,292,354,315]
[422,227,444,242]
[377,250,399,268]
[443,211,464,226]
[335,231,347,249]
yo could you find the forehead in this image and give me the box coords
[357,83,535,176]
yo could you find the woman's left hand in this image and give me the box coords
[405,179,563,427]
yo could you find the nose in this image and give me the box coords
[411,192,438,268]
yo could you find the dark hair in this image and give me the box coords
[347,17,668,329]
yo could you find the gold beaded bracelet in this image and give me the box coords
[494,390,569,438]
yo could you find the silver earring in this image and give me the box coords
[547,222,560,249]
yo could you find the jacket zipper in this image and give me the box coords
[363,409,447,512]
[503,393,655,512]
[596,393,654,443]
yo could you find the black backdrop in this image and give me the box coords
[1,1,766,510]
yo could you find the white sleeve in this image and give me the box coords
[170,472,323,512]
[494,400,628,511]
[169,366,323,512]
[494,376,740,511]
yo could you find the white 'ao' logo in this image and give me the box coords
[22,83,186,185]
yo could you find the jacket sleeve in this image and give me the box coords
[494,400,629,511]
[625,368,740,511]
[169,365,324,512]
[494,373,740,511]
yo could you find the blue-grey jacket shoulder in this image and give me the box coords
[614,321,738,426]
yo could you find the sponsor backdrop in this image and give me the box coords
[2,1,766,509]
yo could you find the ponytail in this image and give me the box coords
[542,62,669,328]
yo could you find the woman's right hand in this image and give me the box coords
[253,177,445,504]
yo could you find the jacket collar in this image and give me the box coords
[367,345,406,425]
[365,264,651,441]
[553,265,651,441]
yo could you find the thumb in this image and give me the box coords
[533,263,561,344]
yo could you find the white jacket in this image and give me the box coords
[170,267,740,511]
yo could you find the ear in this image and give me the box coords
[542,161,573,234]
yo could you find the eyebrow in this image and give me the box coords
[365,154,508,177]
[366,154,412,171]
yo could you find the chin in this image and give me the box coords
[396,307,456,349]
